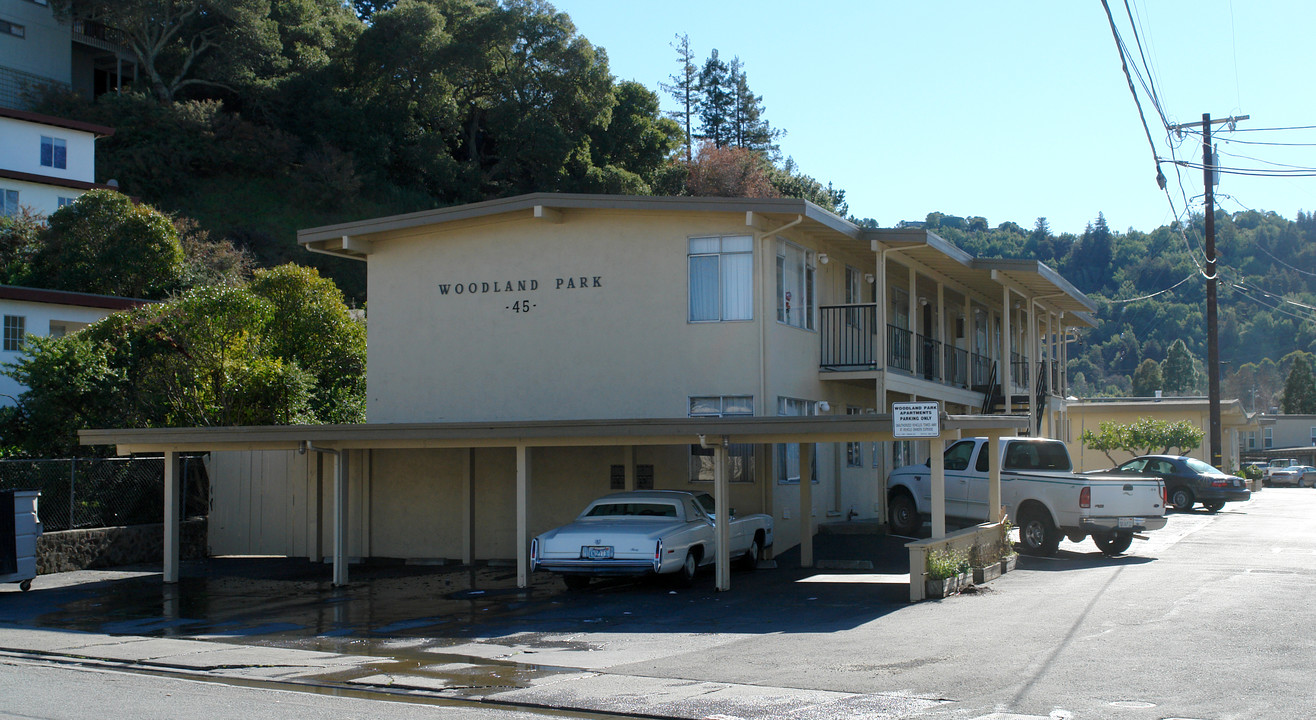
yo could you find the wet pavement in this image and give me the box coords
[0,533,935,719]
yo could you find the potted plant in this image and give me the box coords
[970,539,1003,584]
[925,546,971,598]
[999,518,1018,573]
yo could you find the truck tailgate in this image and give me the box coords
[1082,474,1164,517]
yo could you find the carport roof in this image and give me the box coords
[81,414,1031,455]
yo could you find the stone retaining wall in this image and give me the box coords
[36,518,208,574]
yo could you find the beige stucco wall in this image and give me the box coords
[368,210,776,423]
[1065,400,1252,472]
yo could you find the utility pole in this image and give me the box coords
[1168,113,1247,468]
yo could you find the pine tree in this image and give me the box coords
[1281,354,1316,413]
[697,49,734,148]
[1132,358,1163,397]
[658,33,698,164]
[1161,339,1199,395]
[729,58,780,155]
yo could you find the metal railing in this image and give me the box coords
[0,456,208,532]
[888,324,912,372]
[943,344,969,388]
[915,333,941,381]
[820,304,878,369]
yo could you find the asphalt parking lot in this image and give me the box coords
[4,489,1314,720]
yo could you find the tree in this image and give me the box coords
[1080,418,1204,465]
[583,80,683,193]
[728,57,780,154]
[1280,353,1316,413]
[696,49,733,148]
[658,32,698,164]
[51,0,283,102]
[685,143,776,199]
[2,264,366,457]
[1162,339,1199,395]
[246,264,366,424]
[1131,358,1163,397]
[0,210,42,285]
[31,190,184,299]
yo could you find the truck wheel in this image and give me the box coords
[1169,487,1195,511]
[1094,531,1133,555]
[1019,507,1060,556]
[888,493,921,536]
[1203,501,1225,513]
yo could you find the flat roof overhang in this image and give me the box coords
[297,193,860,261]
[80,413,1032,455]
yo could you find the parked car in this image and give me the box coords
[530,490,773,589]
[1108,455,1251,512]
[1269,465,1316,488]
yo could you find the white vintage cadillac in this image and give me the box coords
[530,490,773,589]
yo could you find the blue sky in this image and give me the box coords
[553,1,1316,236]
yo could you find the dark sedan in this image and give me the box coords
[1110,455,1251,513]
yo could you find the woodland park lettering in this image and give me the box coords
[436,276,602,295]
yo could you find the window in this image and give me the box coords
[776,397,817,484]
[0,20,24,38]
[57,196,76,208]
[1311,427,1316,446]
[891,287,910,329]
[776,240,815,330]
[846,406,863,466]
[3,315,25,351]
[1,189,17,216]
[943,440,976,471]
[1264,428,1273,449]
[688,236,753,321]
[41,136,67,169]
[688,396,754,483]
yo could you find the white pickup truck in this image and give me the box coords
[887,437,1168,556]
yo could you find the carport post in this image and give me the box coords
[517,444,530,588]
[930,435,946,538]
[987,432,1002,523]
[714,439,730,591]
[163,451,180,583]
[333,449,349,586]
[800,442,813,567]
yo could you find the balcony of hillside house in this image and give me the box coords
[820,304,993,392]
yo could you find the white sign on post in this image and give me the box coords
[892,401,941,438]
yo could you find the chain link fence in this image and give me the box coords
[0,455,209,532]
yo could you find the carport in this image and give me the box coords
[80,412,1027,595]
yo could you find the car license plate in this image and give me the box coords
[1118,517,1139,528]
[582,546,613,560]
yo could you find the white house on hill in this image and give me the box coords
[0,105,115,219]
[0,284,148,406]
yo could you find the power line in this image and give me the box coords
[1232,124,1316,132]
[1172,159,1316,178]
[1101,270,1197,303]
[1100,0,1166,191]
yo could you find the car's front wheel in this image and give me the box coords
[738,536,760,571]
